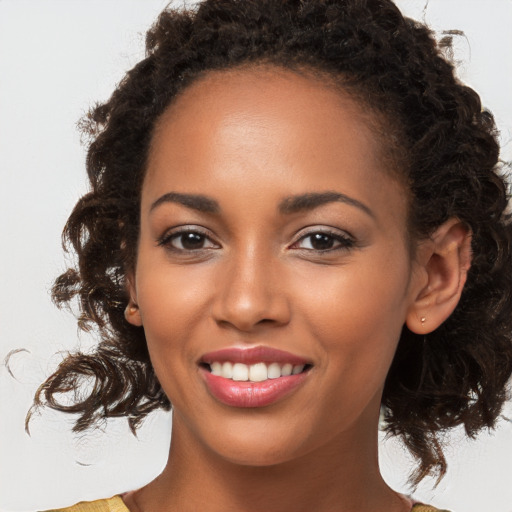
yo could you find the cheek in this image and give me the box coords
[297,248,409,327]
[133,260,203,382]
[295,252,411,386]
[135,245,214,335]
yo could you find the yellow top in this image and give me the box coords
[45,496,128,512]
[44,495,450,512]
[413,507,449,512]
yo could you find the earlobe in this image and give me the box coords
[124,273,143,327]
[125,301,142,326]
[406,219,472,335]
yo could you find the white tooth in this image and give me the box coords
[281,363,293,376]
[267,362,281,379]
[210,362,222,376]
[221,362,233,379]
[249,363,267,382]
[232,363,249,381]
[292,364,305,375]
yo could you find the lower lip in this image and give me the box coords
[200,367,309,408]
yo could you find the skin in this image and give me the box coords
[124,67,471,512]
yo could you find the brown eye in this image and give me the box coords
[174,232,208,250]
[307,233,336,250]
[294,231,353,252]
[160,229,219,251]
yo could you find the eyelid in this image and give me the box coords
[157,225,220,249]
[289,226,355,251]
[156,224,354,253]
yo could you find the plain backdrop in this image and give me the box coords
[1,1,511,511]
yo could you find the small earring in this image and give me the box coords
[124,303,139,321]
[420,316,426,326]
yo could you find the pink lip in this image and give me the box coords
[200,346,310,366]
[199,346,312,408]
[200,367,310,408]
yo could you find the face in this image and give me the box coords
[128,67,423,466]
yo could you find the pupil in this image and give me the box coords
[311,233,334,250]
[182,233,204,249]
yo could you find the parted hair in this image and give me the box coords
[30,0,512,485]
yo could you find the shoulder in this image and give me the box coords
[41,495,129,512]
[412,504,452,512]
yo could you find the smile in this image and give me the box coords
[199,346,312,407]
[208,361,306,382]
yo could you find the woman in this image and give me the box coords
[21,0,512,510]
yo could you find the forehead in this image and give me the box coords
[151,66,382,160]
[144,66,408,230]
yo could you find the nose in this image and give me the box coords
[211,248,291,332]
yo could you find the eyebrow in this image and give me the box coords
[278,191,375,218]
[149,190,374,218]
[150,192,220,214]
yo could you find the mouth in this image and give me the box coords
[198,346,313,408]
[201,361,311,382]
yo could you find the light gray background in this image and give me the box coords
[1,1,511,511]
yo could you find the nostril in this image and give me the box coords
[257,318,277,325]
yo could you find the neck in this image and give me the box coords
[129,407,407,512]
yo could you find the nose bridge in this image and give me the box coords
[213,239,290,331]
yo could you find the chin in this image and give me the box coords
[218,444,301,468]
[199,418,317,468]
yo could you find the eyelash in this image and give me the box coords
[291,229,355,253]
[157,227,354,254]
[157,227,218,252]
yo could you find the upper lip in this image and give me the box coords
[199,346,311,366]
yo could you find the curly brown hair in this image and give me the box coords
[29,0,512,485]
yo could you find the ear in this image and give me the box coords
[406,218,472,334]
[124,272,143,327]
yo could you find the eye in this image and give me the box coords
[293,230,354,252]
[158,228,219,251]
